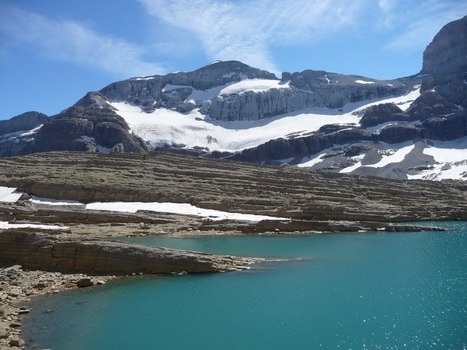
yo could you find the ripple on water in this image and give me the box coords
[23,225,467,350]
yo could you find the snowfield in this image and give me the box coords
[408,137,467,181]
[355,80,375,85]
[86,202,288,222]
[112,87,422,153]
[111,87,420,152]
[219,79,289,95]
[112,102,361,152]
[0,187,287,223]
[0,221,68,230]
[0,187,23,202]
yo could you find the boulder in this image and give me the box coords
[360,103,408,128]
[377,124,421,143]
[421,111,467,140]
[77,278,94,288]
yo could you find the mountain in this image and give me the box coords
[1,16,466,181]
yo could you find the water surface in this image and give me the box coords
[24,223,467,349]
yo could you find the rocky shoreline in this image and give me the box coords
[0,229,260,350]
[0,265,115,349]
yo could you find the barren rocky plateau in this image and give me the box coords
[1,151,466,227]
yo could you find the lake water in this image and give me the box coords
[23,223,467,349]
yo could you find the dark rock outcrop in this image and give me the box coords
[34,93,147,154]
[421,15,467,107]
[377,124,421,143]
[360,104,408,128]
[0,112,49,135]
[0,112,49,157]
[407,91,459,121]
[0,231,255,275]
[421,110,467,140]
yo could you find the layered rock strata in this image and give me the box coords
[0,152,465,223]
[0,231,255,275]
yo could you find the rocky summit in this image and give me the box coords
[1,16,466,181]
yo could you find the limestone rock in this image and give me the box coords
[77,278,94,288]
[360,104,408,128]
[407,91,458,122]
[421,111,467,140]
[422,15,467,107]
[34,104,147,154]
[9,335,24,347]
[0,324,8,339]
[377,124,421,144]
[0,231,256,275]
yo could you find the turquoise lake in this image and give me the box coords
[23,222,467,349]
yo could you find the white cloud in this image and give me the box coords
[0,6,164,77]
[138,0,364,72]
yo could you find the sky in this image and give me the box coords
[0,0,466,119]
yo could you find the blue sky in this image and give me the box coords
[0,0,466,119]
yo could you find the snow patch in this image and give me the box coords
[96,145,112,154]
[0,221,68,230]
[357,88,420,112]
[112,102,360,152]
[1,125,43,141]
[355,80,375,85]
[408,137,467,181]
[219,79,289,95]
[367,144,415,168]
[298,152,328,168]
[133,76,155,81]
[85,201,288,222]
[340,154,366,173]
[0,187,22,203]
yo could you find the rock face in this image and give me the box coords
[421,15,467,107]
[0,111,49,157]
[226,17,467,178]
[34,93,147,153]
[100,61,277,113]
[0,231,254,275]
[360,104,408,128]
[0,111,49,135]
[205,70,409,121]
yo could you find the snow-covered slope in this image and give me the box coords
[112,86,419,153]
[111,81,467,182]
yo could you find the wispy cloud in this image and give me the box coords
[385,0,467,52]
[138,0,365,72]
[0,5,165,77]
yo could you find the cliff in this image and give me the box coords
[0,230,255,275]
